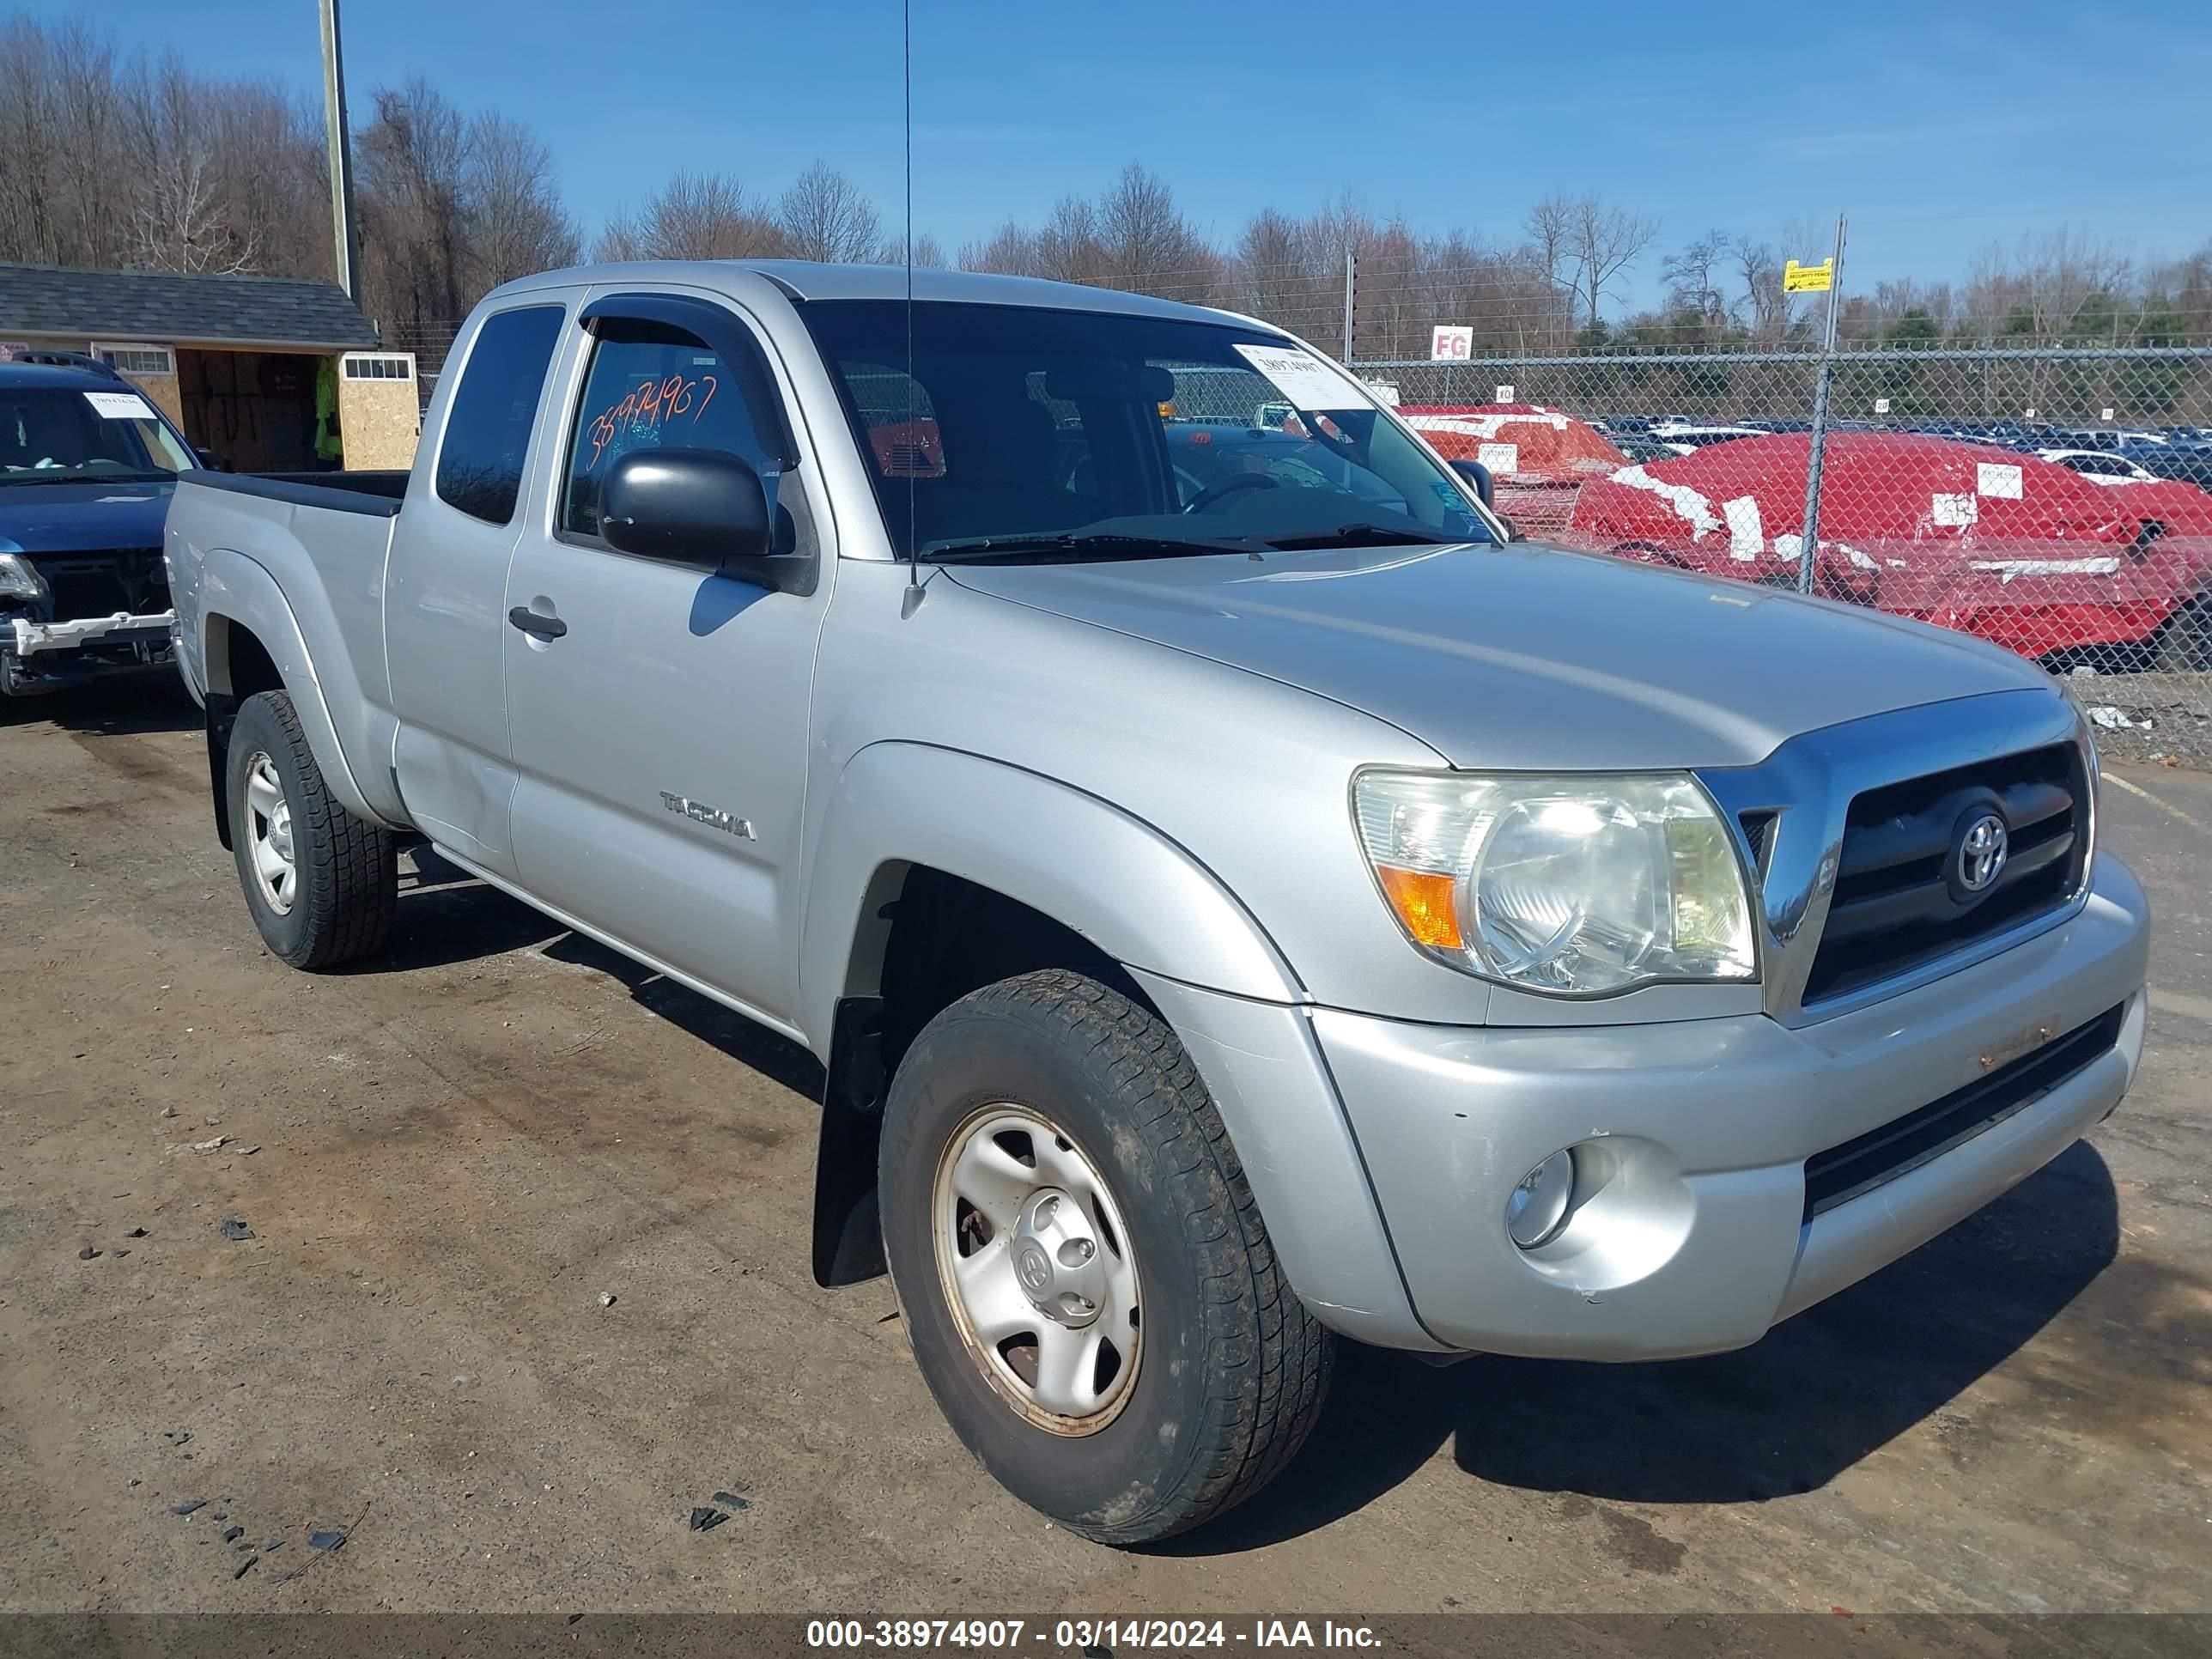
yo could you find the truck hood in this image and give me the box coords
[0,479,175,556]
[945,540,2055,771]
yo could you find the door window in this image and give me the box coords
[561,318,781,539]
[434,304,565,525]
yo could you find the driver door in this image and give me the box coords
[500,289,831,1027]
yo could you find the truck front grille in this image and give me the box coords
[1801,1000,2124,1221]
[30,549,169,621]
[1802,743,2087,1005]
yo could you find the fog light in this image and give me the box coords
[1504,1150,1575,1249]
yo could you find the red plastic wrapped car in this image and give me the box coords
[1566,432,2212,665]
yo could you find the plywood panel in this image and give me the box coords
[337,375,420,470]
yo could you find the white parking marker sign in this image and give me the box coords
[1233,343,1366,410]
[83,390,156,421]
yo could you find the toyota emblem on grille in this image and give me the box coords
[1956,812,2008,894]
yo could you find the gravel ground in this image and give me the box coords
[2057,671,2212,769]
[2,683,2209,1626]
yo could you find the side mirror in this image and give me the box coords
[1448,458,1495,507]
[600,447,809,591]
[193,447,231,472]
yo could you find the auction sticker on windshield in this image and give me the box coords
[1233,343,1367,411]
[83,390,158,422]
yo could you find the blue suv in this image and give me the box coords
[1,351,197,698]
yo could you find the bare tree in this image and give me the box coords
[127,55,257,275]
[1732,236,1791,343]
[1964,228,2134,343]
[1565,195,1660,332]
[466,111,579,289]
[0,17,131,269]
[595,169,787,262]
[1523,194,1577,347]
[776,161,882,263]
[957,220,1041,274]
[210,82,334,282]
[357,77,472,335]
[1095,164,1216,301]
[1660,229,1734,331]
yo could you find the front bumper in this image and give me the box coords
[1310,851,2149,1359]
[2,610,177,694]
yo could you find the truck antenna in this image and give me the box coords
[899,0,923,619]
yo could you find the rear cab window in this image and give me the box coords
[435,305,566,524]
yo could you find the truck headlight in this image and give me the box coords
[0,550,48,602]
[1352,769,1757,995]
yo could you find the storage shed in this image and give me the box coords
[0,262,419,471]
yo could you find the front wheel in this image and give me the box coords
[878,969,1333,1545]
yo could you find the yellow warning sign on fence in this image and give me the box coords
[1784,258,1834,294]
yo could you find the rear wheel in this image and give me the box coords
[878,969,1333,1545]
[226,690,396,969]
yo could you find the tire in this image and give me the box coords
[2156,594,2212,672]
[226,690,396,969]
[878,969,1333,1545]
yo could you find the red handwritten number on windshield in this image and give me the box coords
[587,372,719,465]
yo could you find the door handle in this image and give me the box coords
[507,605,568,640]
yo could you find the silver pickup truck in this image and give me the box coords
[166,261,2150,1545]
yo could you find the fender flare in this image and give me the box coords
[797,744,1434,1341]
[797,741,1305,1045]
[195,549,383,829]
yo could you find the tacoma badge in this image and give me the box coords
[659,792,756,840]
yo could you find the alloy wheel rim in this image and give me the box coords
[932,1103,1142,1435]
[243,751,298,915]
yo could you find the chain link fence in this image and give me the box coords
[1355,346,2212,709]
[382,320,462,413]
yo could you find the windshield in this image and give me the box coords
[799,301,1492,559]
[0,386,193,479]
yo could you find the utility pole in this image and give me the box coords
[319,0,362,304]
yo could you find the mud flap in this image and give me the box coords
[811,994,889,1286]
[206,695,238,850]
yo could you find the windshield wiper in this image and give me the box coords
[1260,522,1435,551]
[921,531,1260,564]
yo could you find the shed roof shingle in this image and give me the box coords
[0,262,380,350]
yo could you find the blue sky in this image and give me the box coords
[26,0,2212,310]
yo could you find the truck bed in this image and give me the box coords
[167,468,410,739]
[179,468,410,517]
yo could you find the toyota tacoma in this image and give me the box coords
[163,261,2150,1544]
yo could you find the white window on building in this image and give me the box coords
[342,353,416,382]
[91,342,176,375]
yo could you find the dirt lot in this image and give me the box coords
[3,682,2209,1622]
